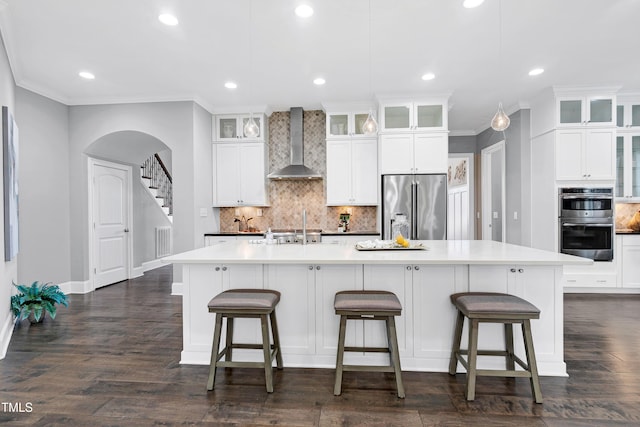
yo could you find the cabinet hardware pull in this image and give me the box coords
[316,265,321,270]
[308,265,314,270]
[215,267,220,271]
[406,266,412,271]
[222,266,227,271]
[510,268,516,273]
[414,266,420,270]
[518,268,524,273]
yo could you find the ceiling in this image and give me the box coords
[1,0,639,135]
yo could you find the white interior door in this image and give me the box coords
[91,159,131,288]
[481,141,506,242]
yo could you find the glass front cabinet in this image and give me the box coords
[379,99,447,132]
[213,113,266,142]
[616,133,640,199]
[617,97,640,129]
[326,111,373,138]
[556,95,616,127]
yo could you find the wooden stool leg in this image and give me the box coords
[466,318,479,401]
[386,316,405,398]
[207,313,223,390]
[449,310,464,375]
[334,315,347,396]
[225,317,234,362]
[270,311,284,370]
[260,314,274,393]
[504,323,515,371]
[522,320,543,403]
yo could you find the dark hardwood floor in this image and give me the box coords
[1,266,639,426]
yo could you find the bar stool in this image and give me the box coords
[206,289,283,393]
[448,292,542,403]
[333,290,405,398]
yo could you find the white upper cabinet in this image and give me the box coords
[213,113,266,142]
[379,133,448,174]
[555,128,615,181]
[326,111,372,139]
[379,99,447,132]
[326,138,378,205]
[616,133,640,199]
[617,96,640,129]
[556,94,616,127]
[212,142,268,207]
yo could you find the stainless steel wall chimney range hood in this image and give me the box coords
[267,107,322,180]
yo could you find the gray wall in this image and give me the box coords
[67,101,211,281]
[15,88,71,285]
[475,109,531,245]
[0,32,16,353]
[449,135,477,154]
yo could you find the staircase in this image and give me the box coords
[141,154,173,222]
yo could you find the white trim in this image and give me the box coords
[0,312,14,360]
[171,282,184,296]
[58,280,93,295]
[481,140,506,241]
[88,157,134,288]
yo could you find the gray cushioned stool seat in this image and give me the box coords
[333,290,405,398]
[448,292,542,403]
[207,289,283,393]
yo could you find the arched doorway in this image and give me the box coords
[85,131,172,289]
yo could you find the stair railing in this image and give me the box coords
[142,154,173,215]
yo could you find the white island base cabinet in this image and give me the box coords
[178,262,566,376]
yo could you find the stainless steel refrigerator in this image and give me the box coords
[381,174,447,240]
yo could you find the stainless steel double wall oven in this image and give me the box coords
[558,188,614,261]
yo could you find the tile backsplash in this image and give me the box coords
[220,110,378,232]
[616,203,640,229]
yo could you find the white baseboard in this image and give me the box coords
[0,312,14,360]
[142,259,163,272]
[171,282,183,296]
[58,280,93,295]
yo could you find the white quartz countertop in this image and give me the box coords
[163,240,592,266]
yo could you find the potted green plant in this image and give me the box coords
[10,281,69,324]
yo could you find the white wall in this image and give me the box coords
[0,33,16,358]
[132,178,172,267]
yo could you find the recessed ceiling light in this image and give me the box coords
[463,0,484,8]
[224,81,238,89]
[421,73,436,81]
[158,13,178,26]
[528,68,545,76]
[313,77,325,85]
[295,4,314,18]
[78,71,95,80]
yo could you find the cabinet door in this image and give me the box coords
[616,136,625,197]
[632,136,640,198]
[362,265,413,357]
[587,96,614,126]
[326,140,352,205]
[379,134,414,174]
[239,115,264,141]
[216,116,239,140]
[213,143,241,206]
[327,113,350,138]
[414,103,445,130]
[350,139,378,204]
[558,97,584,126]
[381,103,412,131]
[265,264,316,355]
[238,143,267,205]
[622,236,640,288]
[413,133,448,173]
[584,129,615,180]
[315,264,363,355]
[556,130,584,180]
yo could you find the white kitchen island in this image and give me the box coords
[163,240,590,376]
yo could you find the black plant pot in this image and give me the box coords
[27,311,45,324]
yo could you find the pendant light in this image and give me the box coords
[243,0,260,138]
[362,0,378,136]
[490,0,510,132]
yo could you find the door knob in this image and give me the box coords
[124,228,129,233]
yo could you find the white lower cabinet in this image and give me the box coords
[621,234,640,288]
[468,265,562,368]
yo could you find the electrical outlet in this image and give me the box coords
[256,208,263,217]
[234,209,240,216]
[513,211,518,220]
[200,208,208,217]
[493,211,498,219]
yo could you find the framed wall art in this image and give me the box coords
[3,106,19,261]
